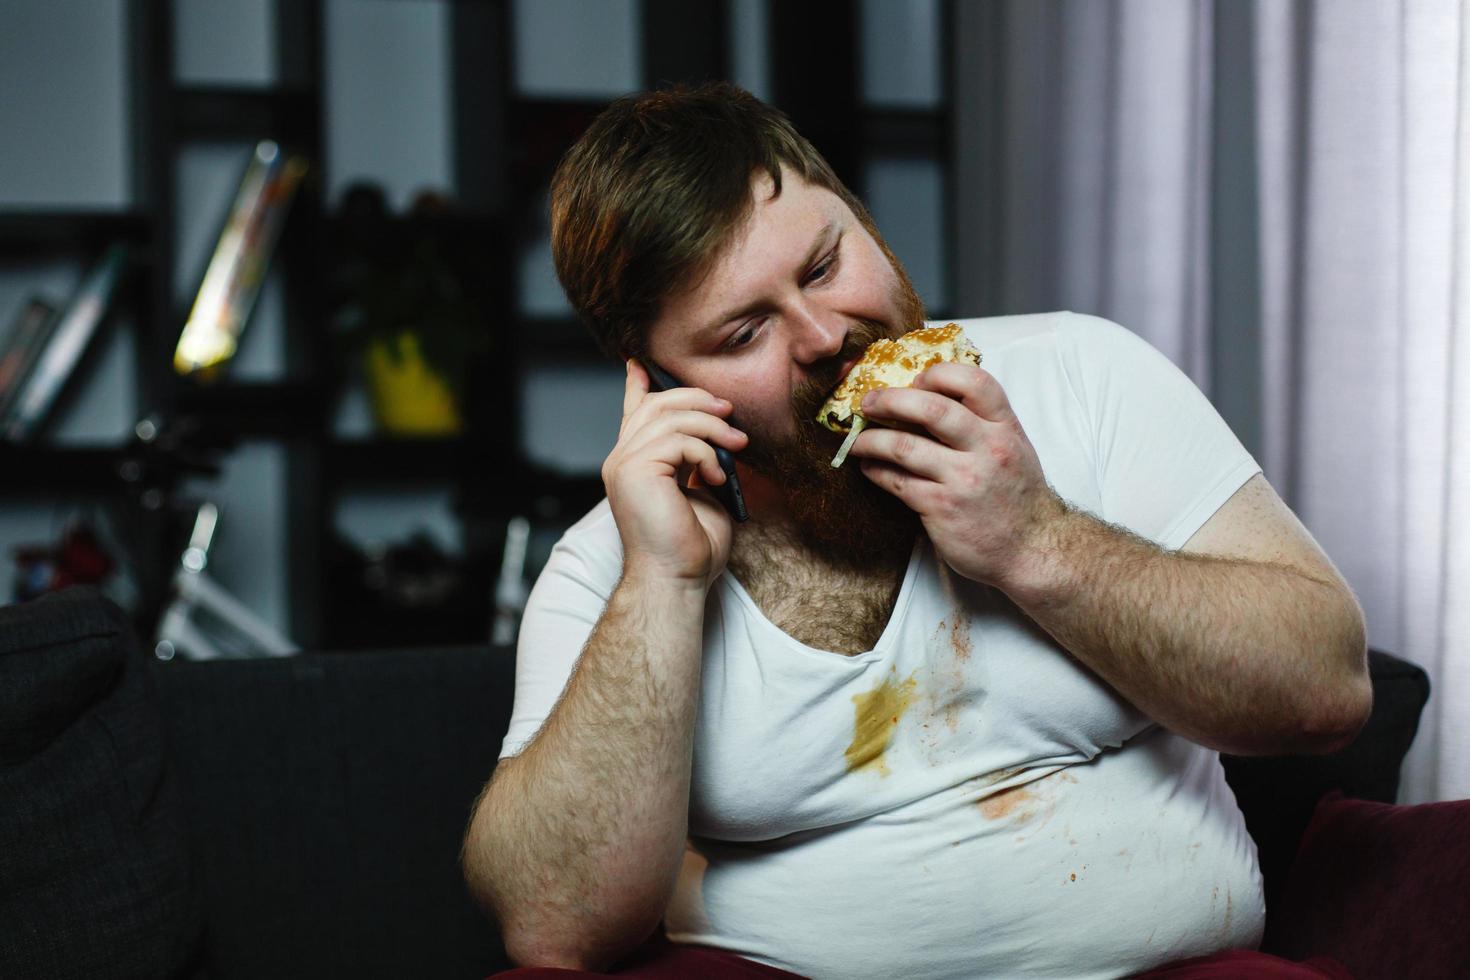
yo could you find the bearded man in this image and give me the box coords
[462,83,1370,980]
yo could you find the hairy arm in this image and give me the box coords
[853,362,1372,758]
[999,476,1371,756]
[462,574,706,970]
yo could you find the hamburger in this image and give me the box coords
[817,323,983,468]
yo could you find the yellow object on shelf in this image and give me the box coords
[363,331,462,435]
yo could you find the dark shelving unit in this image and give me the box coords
[0,212,153,257]
[0,446,135,494]
[172,85,319,142]
[168,381,328,436]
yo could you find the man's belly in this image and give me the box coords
[666,729,1265,980]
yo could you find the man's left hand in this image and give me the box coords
[849,362,1066,588]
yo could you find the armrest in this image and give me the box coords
[0,587,203,979]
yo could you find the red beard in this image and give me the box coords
[735,257,929,569]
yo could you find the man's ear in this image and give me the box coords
[619,338,653,365]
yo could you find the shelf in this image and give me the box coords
[324,438,603,515]
[173,85,317,143]
[321,541,497,650]
[325,208,507,249]
[0,444,130,494]
[467,465,604,521]
[325,436,490,483]
[511,95,613,115]
[171,380,327,436]
[0,211,152,258]
[519,315,606,362]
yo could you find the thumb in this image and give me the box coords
[623,358,651,420]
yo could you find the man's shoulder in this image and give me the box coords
[557,497,619,554]
[539,497,624,590]
[932,310,1120,353]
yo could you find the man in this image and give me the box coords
[462,83,1370,979]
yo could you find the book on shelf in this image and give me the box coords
[0,296,59,423]
[1,244,129,443]
[173,139,309,378]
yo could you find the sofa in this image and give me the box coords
[1,586,1464,980]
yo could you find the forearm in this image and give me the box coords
[1001,500,1370,756]
[463,574,707,969]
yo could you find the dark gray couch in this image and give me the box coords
[0,586,1436,979]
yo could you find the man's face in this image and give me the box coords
[645,166,927,565]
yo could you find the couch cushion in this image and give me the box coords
[1221,649,1430,913]
[1264,790,1470,976]
[152,645,516,979]
[0,587,202,980]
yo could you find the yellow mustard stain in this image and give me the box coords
[844,671,918,776]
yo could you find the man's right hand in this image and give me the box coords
[601,359,748,589]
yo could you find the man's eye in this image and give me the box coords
[806,252,838,285]
[725,319,763,350]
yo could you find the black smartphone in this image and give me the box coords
[642,360,748,523]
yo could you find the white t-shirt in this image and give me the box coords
[501,312,1267,979]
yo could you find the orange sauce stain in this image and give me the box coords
[950,616,972,662]
[978,784,1036,821]
[923,612,973,737]
[987,767,1079,837]
[844,671,919,776]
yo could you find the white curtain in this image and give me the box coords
[953,0,1469,803]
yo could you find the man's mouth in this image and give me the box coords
[798,360,860,432]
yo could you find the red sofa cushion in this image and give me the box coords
[1264,789,1470,977]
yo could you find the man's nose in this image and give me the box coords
[788,301,846,365]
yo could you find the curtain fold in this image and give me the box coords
[953,0,1468,802]
[973,0,1217,382]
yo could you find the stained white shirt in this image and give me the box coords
[501,312,1267,979]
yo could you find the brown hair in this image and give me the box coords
[550,82,875,359]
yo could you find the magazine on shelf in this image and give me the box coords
[173,139,309,377]
[1,245,129,442]
[0,296,58,423]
